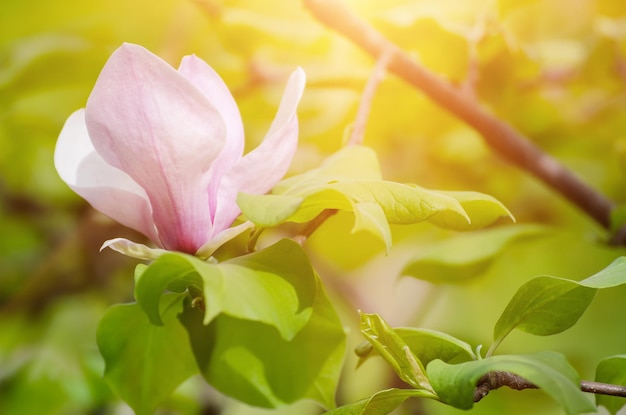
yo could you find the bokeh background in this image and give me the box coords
[3,0,626,414]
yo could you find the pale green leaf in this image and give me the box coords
[401,225,550,283]
[595,355,626,414]
[353,202,392,251]
[357,327,475,368]
[180,276,345,409]
[360,313,435,393]
[395,328,476,365]
[428,191,514,230]
[577,257,626,288]
[236,193,303,227]
[240,146,512,252]
[96,294,196,415]
[427,352,595,415]
[324,388,436,415]
[274,145,383,195]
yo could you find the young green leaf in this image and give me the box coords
[236,193,304,227]
[394,327,476,365]
[577,257,626,288]
[357,327,475,368]
[96,293,196,415]
[180,276,345,410]
[274,145,384,195]
[491,277,596,354]
[491,257,626,354]
[134,253,202,326]
[401,225,549,283]
[427,352,595,415]
[324,388,436,415]
[359,313,436,393]
[424,190,513,231]
[135,240,317,341]
[239,145,513,252]
[595,355,626,414]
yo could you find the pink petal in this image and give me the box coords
[211,68,306,233]
[178,55,244,161]
[55,109,159,243]
[85,43,227,253]
[178,55,245,221]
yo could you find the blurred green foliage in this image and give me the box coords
[3,0,626,414]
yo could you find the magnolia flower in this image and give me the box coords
[55,43,305,259]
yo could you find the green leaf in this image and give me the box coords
[357,327,475,368]
[595,355,626,414]
[394,328,476,366]
[491,257,626,354]
[425,190,513,231]
[236,193,304,227]
[239,146,513,252]
[401,225,550,283]
[359,313,436,393]
[135,240,317,341]
[324,388,436,415]
[179,274,345,409]
[215,239,317,340]
[274,146,383,195]
[134,254,201,326]
[492,277,596,352]
[96,293,196,415]
[577,257,626,288]
[427,352,595,415]
[352,201,392,251]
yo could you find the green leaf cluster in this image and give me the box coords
[97,239,345,414]
[331,257,626,415]
[238,146,513,252]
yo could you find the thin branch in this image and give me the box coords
[474,371,626,403]
[582,380,626,398]
[348,50,393,146]
[292,209,338,245]
[303,0,615,231]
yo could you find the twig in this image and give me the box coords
[348,50,393,146]
[292,209,338,245]
[581,380,626,398]
[474,371,626,402]
[303,0,615,231]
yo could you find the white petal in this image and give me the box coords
[55,109,160,243]
[101,238,169,260]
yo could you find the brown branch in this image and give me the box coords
[474,371,626,403]
[581,380,626,398]
[474,371,537,402]
[303,0,615,231]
